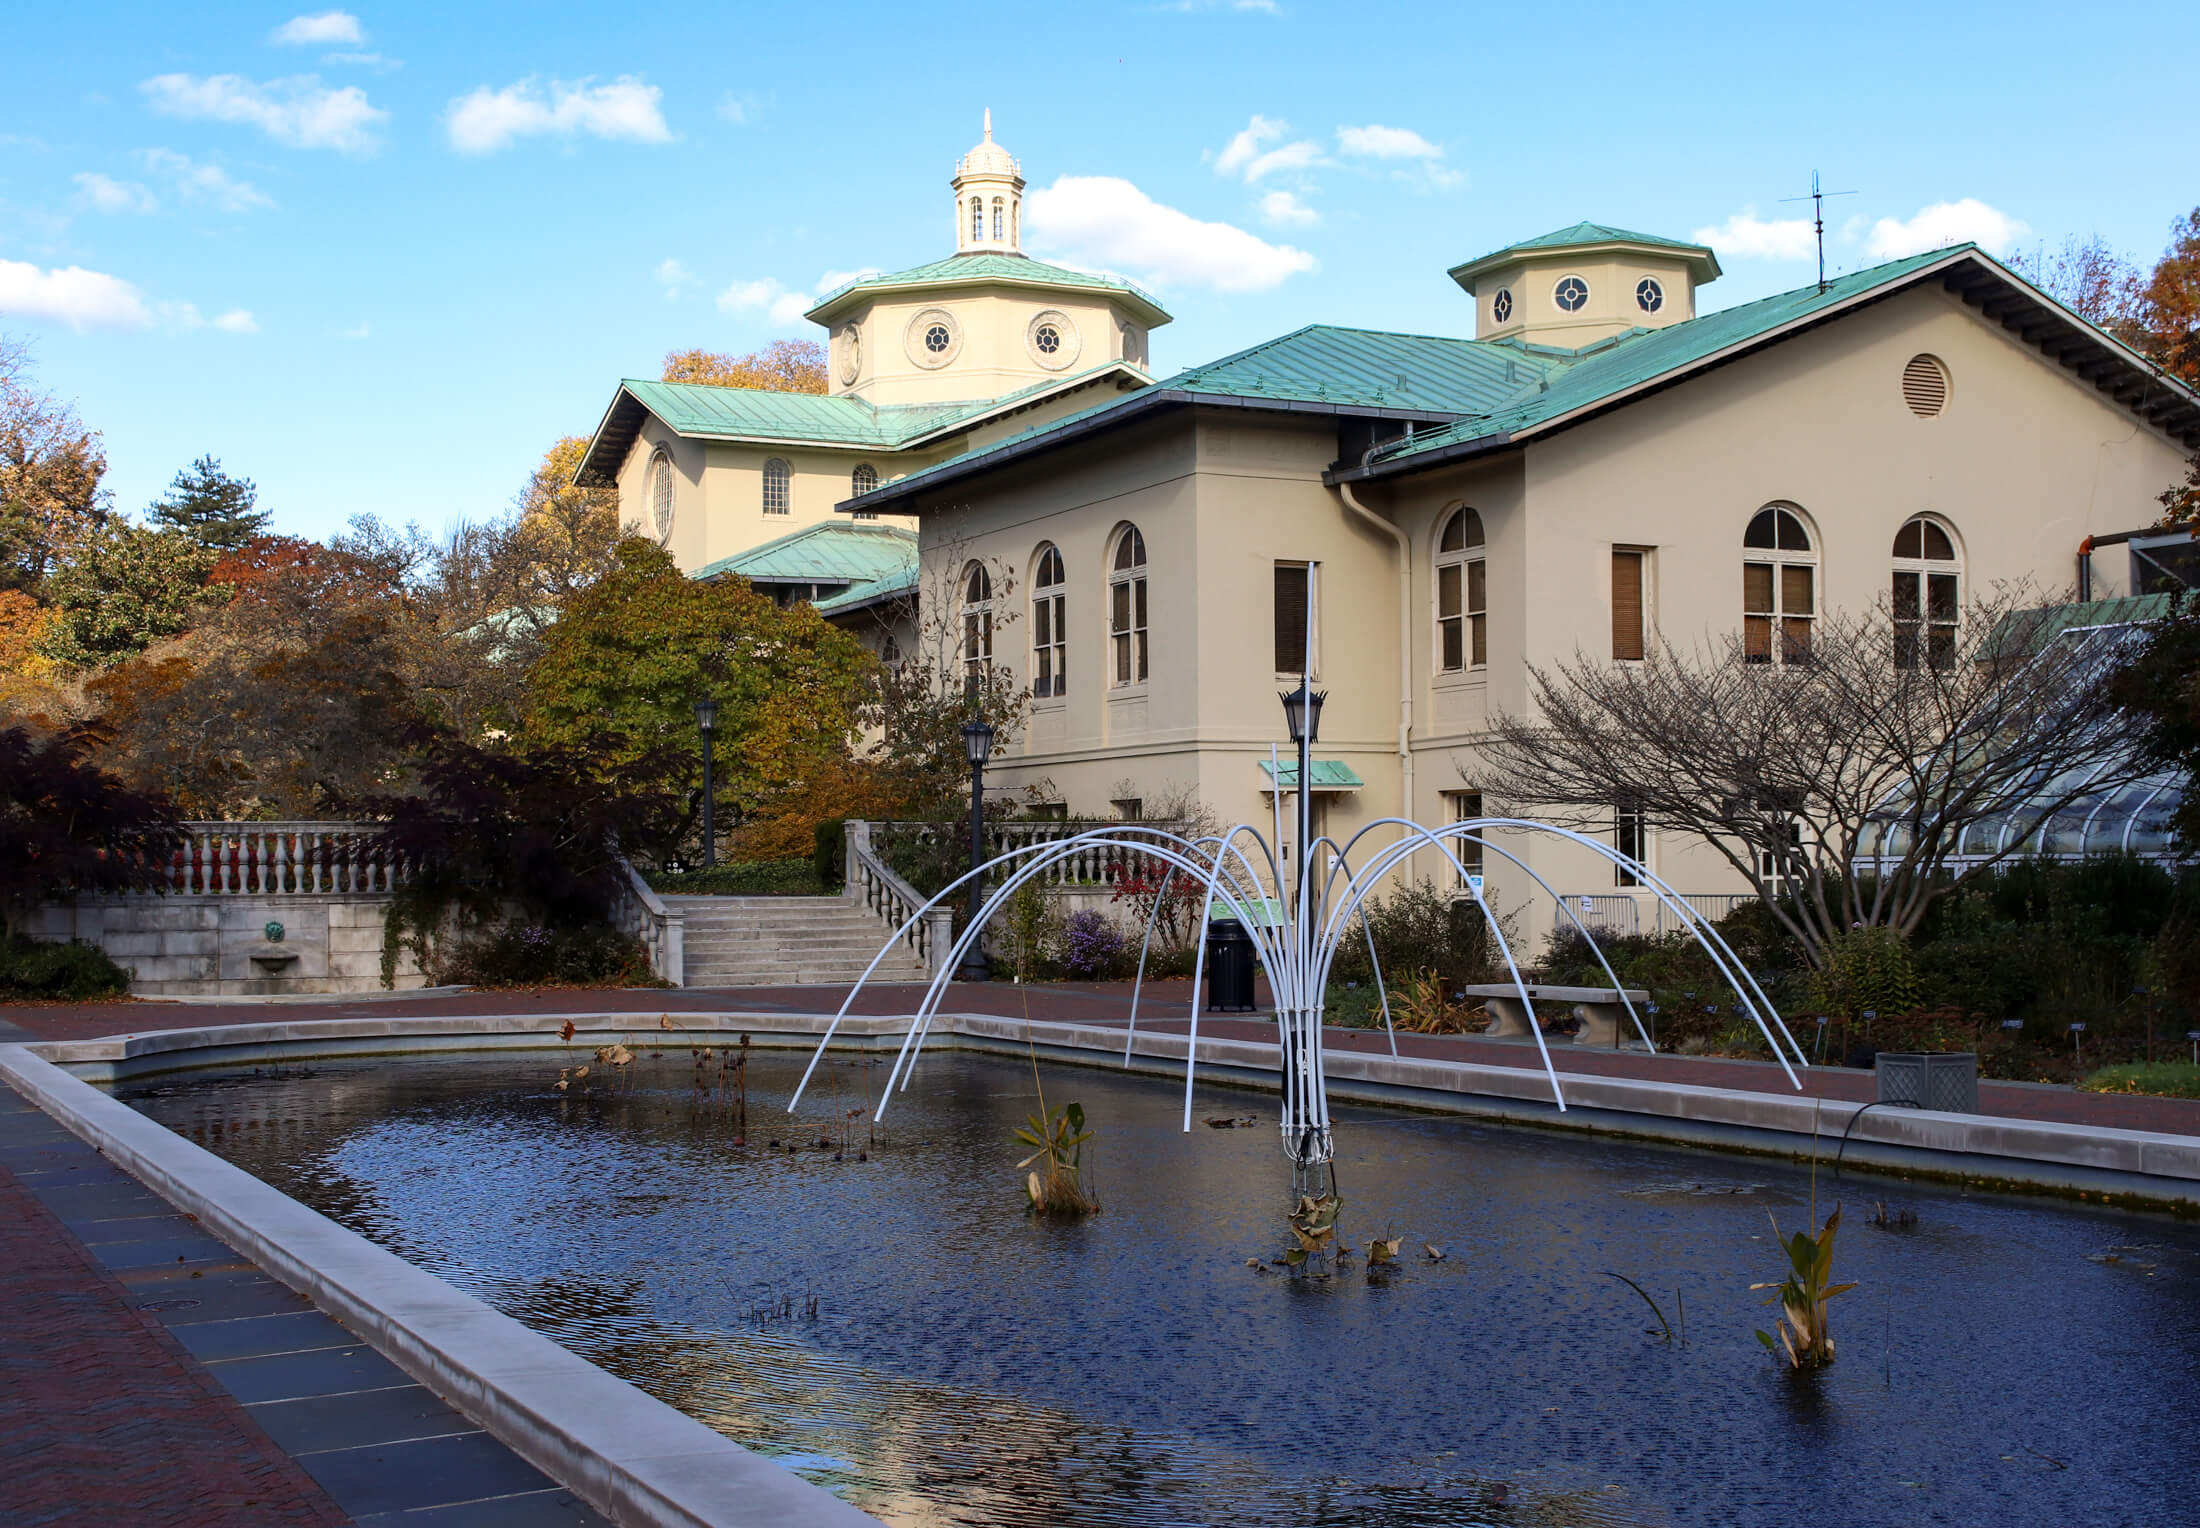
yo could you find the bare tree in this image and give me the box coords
[1461,590,2149,966]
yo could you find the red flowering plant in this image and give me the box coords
[1107,851,1207,954]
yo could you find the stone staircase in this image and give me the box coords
[664,895,932,987]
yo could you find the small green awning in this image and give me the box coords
[1258,759,1365,792]
[1208,894,1286,928]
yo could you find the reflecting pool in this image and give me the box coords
[122,1050,2200,1528]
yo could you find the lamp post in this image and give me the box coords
[693,698,719,870]
[1278,682,1326,927]
[1277,680,1326,1184]
[960,718,996,980]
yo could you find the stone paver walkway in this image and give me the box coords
[0,1062,610,1527]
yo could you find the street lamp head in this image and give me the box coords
[1278,685,1327,744]
[962,717,996,766]
[693,697,719,734]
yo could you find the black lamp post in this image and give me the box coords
[1278,682,1326,955]
[960,717,996,980]
[694,698,719,870]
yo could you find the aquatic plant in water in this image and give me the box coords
[1753,1205,1854,1368]
[1014,1097,1096,1215]
[1283,1192,1340,1269]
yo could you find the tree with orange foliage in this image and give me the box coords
[661,340,827,393]
[1,335,110,596]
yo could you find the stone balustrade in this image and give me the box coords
[142,822,406,897]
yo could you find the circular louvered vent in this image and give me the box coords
[1902,354,1949,417]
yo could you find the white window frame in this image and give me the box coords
[1742,503,1817,664]
[1891,514,1962,671]
[1032,544,1066,700]
[960,561,993,692]
[1445,790,1485,888]
[1108,525,1148,689]
[762,457,792,517]
[1615,803,1647,887]
[1434,506,1486,675]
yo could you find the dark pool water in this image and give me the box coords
[121,1050,2200,1528]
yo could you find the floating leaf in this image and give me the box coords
[1424,1243,1447,1262]
[1368,1236,1402,1266]
[558,1020,576,1042]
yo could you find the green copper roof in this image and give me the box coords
[1164,323,1568,412]
[1258,759,1367,790]
[613,380,991,449]
[812,560,918,617]
[806,251,1170,325]
[692,521,915,586]
[1369,246,1965,471]
[1449,222,1721,287]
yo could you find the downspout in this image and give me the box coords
[1336,479,1413,827]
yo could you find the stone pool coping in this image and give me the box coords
[27,1009,2200,1211]
[0,1041,886,1528]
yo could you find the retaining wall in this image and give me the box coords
[20,895,426,996]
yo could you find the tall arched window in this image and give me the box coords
[850,462,878,522]
[647,450,674,540]
[1032,544,1066,698]
[971,197,984,242]
[1109,526,1148,687]
[992,197,1005,241]
[1434,506,1486,672]
[961,563,993,692]
[762,458,791,516]
[1743,504,1815,663]
[1892,515,1960,670]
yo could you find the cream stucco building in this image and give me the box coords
[582,122,2200,936]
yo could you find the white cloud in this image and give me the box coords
[75,172,158,214]
[270,10,363,45]
[214,309,258,333]
[814,266,882,295]
[715,277,810,325]
[655,258,696,299]
[1692,207,1818,260]
[446,76,672,154]
[1026,175,1315,294]
[1258,189,1319,228]
[715,93,755,124]
[341,321,371,339]
[1337,124,1439,160]
[141,73,387,153]
[0,258,153,329]
[139,149,274,211]
[1865,198,2028,259]
[1212,114,1324,183]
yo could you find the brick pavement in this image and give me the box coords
[0,1072,610,1527]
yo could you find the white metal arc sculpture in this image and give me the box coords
[792,815,1806,1189]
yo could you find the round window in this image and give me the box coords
[1636,277,1663,313]
[1492,288,1513,323]
[1554,276,1590,312]
[1035,325,1061,354]
[924,324,951,354]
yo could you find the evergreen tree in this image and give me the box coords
[150,455,267,551]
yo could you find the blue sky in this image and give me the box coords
[3,1,2195,542]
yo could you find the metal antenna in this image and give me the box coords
[1780,170,1857,293]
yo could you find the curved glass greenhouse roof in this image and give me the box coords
[1861,610,2185,867]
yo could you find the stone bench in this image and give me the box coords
[1456,983,1651,1047]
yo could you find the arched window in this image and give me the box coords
[1032,544,1066,698]
[1108,526,1148,687]
[647,450,674,540]
[961,562,993,691]
[1742,504,1816,663]
[992,197,1005,241]
[971,197,984,242]
[850,462,878,522]
[1434,507,1486,672]
[762,458,791,516]
[1892,515,1960,670]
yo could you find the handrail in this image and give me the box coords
[846,821,954,978]
[611,856,685,986]
[129,822,404,896]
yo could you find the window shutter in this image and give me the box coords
[1274,563,1310,674]
[1612,549,1645,661]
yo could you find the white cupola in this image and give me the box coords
[952,110,1023,255]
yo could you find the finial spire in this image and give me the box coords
[983,108,993,140]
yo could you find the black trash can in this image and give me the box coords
[1205,917,1258,1012]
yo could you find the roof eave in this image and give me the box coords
[1446,238,1721,292]
[805,270,1172,329]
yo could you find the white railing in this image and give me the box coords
[846,821,954,977]
[611,858,685,986]
[138,822,405,895]
[1655,893,1753,932]
[871,819,1188,890]
[1559,894,1640,935]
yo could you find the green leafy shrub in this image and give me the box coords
[650,859,825,896]
[1809,926,1920,1021]
[1330,879,1514,991]
[431,922,658,989]
[0,935,130,1000]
